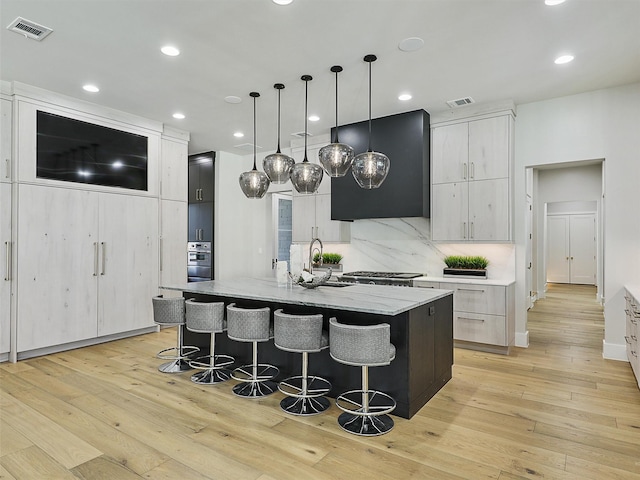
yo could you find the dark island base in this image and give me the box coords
[182,292,453,419]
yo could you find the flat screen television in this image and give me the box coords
[36,110,148,191]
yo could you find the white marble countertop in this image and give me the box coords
[413,276,515,287]
[626,285,640,303]
[162,277,452,316]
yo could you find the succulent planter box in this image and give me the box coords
[443,268,487,279]
[312,263,343,273]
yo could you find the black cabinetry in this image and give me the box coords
[188,152,215,243]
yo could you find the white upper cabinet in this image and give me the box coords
[1,98,12,183]
[160,137,188,202]
[431,111,514,242]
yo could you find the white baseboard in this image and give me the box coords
[515,331,529,348]
[602,340,628,361]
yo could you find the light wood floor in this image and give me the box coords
[1,284,639,479]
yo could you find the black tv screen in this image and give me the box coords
[36,111,148,191]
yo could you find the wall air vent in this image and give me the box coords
[446,97,475,108]
[291,131,313,138]
[7,17,53,41]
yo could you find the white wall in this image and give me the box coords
[515,82,640,359]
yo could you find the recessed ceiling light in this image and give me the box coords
[83,84,99,93]
[234,132,244,138]
[308,115,320,122]
[172,112,185,119]
[161,45,180,56]
[545,0,565,6]
[273,0,293,5]
[555,54,574,64]
[225,96,242,104]
[398,37,424,52]
[398,93,412,101]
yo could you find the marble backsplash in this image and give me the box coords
[314,217,515,280]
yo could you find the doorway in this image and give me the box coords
[546,212,596,285]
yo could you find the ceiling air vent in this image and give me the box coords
[6,17,53,41]
[446,97,475,108]
[291,131,313,138]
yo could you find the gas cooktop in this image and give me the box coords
[341,271,423,279]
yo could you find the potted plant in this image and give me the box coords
[443,255,489,278]
[313,252,343,272]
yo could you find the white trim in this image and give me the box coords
[515,330,529,348]
[602,340,628,361]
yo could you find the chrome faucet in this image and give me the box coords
[308,236,323,274]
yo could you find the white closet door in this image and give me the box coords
[97,193,158,336]
[546,216,570,283]
[569,214,596,285]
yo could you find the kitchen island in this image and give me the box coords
[163,278,454,419]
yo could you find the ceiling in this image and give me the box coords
[2,0,639,156]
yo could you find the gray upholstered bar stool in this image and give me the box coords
[185,299,234,384]
[151,295,199,373]
[329,317,396,436]
[226,303,279,398]
[273,309,331,416]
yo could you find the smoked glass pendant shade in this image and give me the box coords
[352,150,390,189]
[290,75,323,194]
[239,92,270,199]
[263,83,294,183]
[351,54,390,190]
[319,66,354,177]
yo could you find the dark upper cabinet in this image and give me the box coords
[188,152,215,242]
[330,109,430,221]
[188,152,215,203]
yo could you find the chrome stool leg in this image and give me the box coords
[157,324,199,373]
[335,366,396,436]
[278,351,331,415]
[231,341,278,398]
[189,331,234,384]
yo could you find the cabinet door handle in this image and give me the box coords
[458,317,485,322]
[4,241,10,281]
[159,238,163,272]
[470,222,474,239]
[458,288,485,293]
[93,242,99,276]
[4,159,9,179]
[101,242,106,275]
[470,162,475,179]
[463,163,467,180]
[462,222,467,239]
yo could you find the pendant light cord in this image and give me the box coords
[276,87,282,153]
[252,93,257,170]
[334,69,339,143]
[303,76,309,162]
[367,59,372,153]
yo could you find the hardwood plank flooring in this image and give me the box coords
[1,283,639,479]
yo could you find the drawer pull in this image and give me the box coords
[458,317,485,322]
[458,288,485,293]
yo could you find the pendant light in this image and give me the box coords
[263,83,294,183]
[318,66,354,177]
[352,55,390,189]
[239,92,270,199]
[290,75,324,194]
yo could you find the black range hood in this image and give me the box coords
[330,109,430,221]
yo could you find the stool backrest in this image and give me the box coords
[226,303,271,341]
[274,309,324,352]
[152,296,185,325]
[329,318,392,367]
[185,300,225,333]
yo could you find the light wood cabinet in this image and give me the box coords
[625,289,640,388]
[431,114,513,242]
[1,98,11,183]
[1,183,12,355]
[160,137,188,202]
[16,184,158,353]
[415,279,515,353]
[291,144,350,243]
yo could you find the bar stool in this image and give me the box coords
[273,309,331,416]
[329,317,396,436]
[226,303,279,398]
[152,296,199,373]
[185,299,234,384]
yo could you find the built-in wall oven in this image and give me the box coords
[187,242,212,282]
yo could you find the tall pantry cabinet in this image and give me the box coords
[1,89,13,360]
[4,83,186,360]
